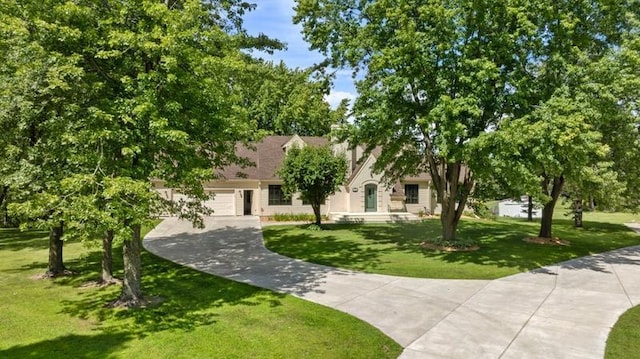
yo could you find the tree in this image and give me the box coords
[502,1,635,238]
[69,0,275,306]
[294,0,638,242]
[278,145,347,226]
[238,60,348,136]
[479,9,639,237]
[482,90,612,238]
[295,0,538,243]
[0,0,89,276]
[2,0,279,306]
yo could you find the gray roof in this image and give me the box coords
[217,135,431,183]
[217,136,328,181]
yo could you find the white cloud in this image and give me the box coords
[325,91,357,109]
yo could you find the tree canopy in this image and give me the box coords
[238,60,348,136]
[294,0,639,242]
[0,0,283,305]
[278,145,347,226]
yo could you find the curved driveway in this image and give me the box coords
[143,217,640,359]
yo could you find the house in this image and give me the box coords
[152,135,436,221]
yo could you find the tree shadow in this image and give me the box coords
[0,228,49,252]
[436,219,640,273]
[144,223,371,297]
[262,225,388,271]
[555,245,640,273]
[0,332,131,359]
[263,218,640,276]
[55,247,287,338]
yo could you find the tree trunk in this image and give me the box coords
[430,162,473,243]
[440,213,458,242]
[588,197,596,211]
[527,196,533,221]
[538,175,564,238]
[46,224,65,277]
[118,224,143,306]
[573,197,583,228]
[439,186,470,242]
[0,186,8,227]
[100,230,117,284]
[312,203,322,226]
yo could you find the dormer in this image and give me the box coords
[282,135,306,152]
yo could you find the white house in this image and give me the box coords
[153,135,436,222]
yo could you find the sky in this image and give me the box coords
[241,0,357,109]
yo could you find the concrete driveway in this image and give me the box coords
[143,217,640,359]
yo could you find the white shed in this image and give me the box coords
[497,197,541,218]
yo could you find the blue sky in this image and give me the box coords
[242,0,357,108]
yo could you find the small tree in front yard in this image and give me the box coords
[278,145,347,226]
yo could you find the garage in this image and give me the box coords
[171,190,236,216]
[203,190,236,216]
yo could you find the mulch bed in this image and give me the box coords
[30,269,76,280]
[523,237,570,246]
[107,295,164,309]
[419,242,480,252]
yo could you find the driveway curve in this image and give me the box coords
[143,217,640,359]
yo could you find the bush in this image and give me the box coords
[271,213,329,222]
[467,200,496,220]
[305,224,324,231]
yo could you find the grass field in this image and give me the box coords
[0,227,401,359]
[263,215,640,279]
[606,304,640,358]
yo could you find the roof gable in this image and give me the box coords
[217,135,328,181]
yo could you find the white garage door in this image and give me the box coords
[171,190,236,216]
[203,190,235,216]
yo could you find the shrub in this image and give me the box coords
[467,200,496,220]
[271,213,328,222]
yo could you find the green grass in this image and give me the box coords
[263,215,640,280]
[606,305,640,359]
[0,227,401,359]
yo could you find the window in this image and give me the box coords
[268,185,291,205]
[405,184,419,204]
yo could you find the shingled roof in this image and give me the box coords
[346,146,431,184]
[217,136,328,181]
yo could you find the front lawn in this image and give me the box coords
[606,305,640,358]
[0,228,401,359]
[263,216,640,279]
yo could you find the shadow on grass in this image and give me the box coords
[262,226,388,271]
[0,228,49,252]
[0,226,288,342]
[264,218,640,276]
[0,332,132,359]
[54,246,286,338]
[144,224,369,297]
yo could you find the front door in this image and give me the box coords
[365,184,377,212]
[243,190,252,215]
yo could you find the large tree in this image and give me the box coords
[0,0,89,276]
[2,0,278,306]
[278,145,347,226]
[295,0,537,243]
[238,60,348,136]
[295,0,638,242]
[72,0,277,306]
[479,7,639,238]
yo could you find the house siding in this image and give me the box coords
[259,181,328,217]
[403,181,432,214]
[153,135,434,218]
